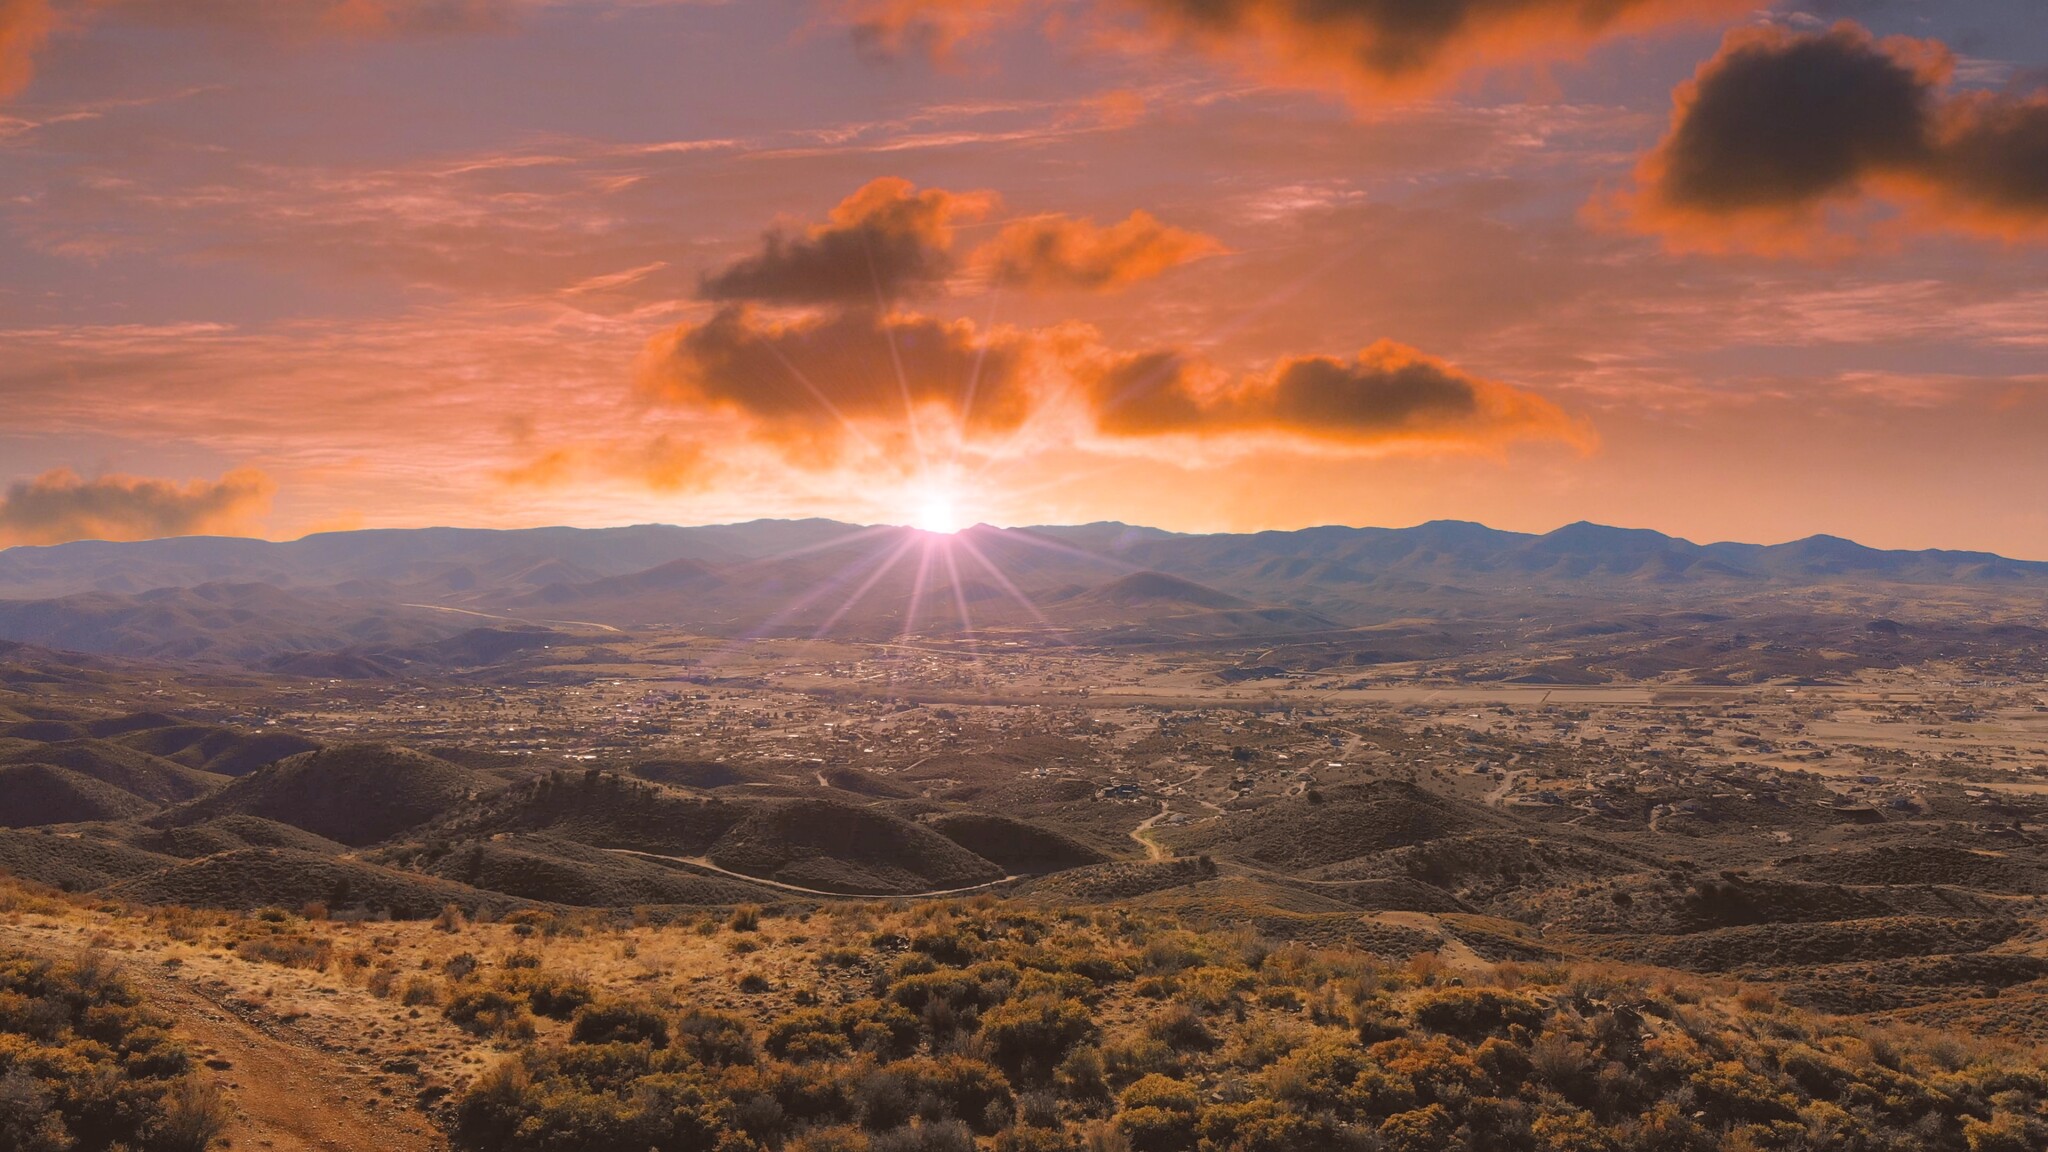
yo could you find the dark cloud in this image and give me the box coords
[1646,23,1938,213]
[638,304,1045,441]
[1124,0,1739,91]
[1084,338,1581,446]
[1625,21,2048,250]
[639,305,1580,456]
[974,209,1221,292]
[1934,91,2048,235]
[0,468,275,546]
[837,0,1744,94]
[699,178,994,305]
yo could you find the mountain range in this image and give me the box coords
[0,518,2043,665]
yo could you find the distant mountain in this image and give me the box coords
[1,518,2045,664]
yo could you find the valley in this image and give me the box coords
[3,519,2047,1150]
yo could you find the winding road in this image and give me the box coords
[603,848,1022,899]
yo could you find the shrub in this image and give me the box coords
[768,1009,854,1061]
[879,1056,1014,1134]
[504,970,595,1020]
[1118,1075,1198,1114]
[1143,1004,1215,1053]
[154,1076,232,1152]
[995,1125,1081,1152]
[979,997,1096,1079]
[233,933,332,970]
[677,1009,757,1066]
[570,1000,671,1048]
[446,987,531,1037]
[1377,1104,1454,1152]
[400,975,443,1007]
[0,948,216,1152]
[871,1119,976,1152]
[791,1125,873,1152]
[1408,988,1546,1041]
[1116,1106,1195,1152]
[1054,1046,1111,1105]
[453,1054,735,1152]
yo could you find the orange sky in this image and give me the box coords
[2,1,2046,555]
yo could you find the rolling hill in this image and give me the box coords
[152,744,494,847]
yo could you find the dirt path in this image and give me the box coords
[1366,912,1493,972]
[1484,769,1525,808]
[0,922,449,1152]
[1131,801,1170,861]
[604,848,1022,898]
[400,601,622,633]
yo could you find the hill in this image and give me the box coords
[0,762,158,826]
[421,773,1007,894]
[0,738,226,804]
[152,744,493,847]
[705,798,1008,894]
[110,721,321,777]
[924,812,1111,873]
[0,827,181,891]
[375,833,783,907]
[100,847,536,918]
[1076,570,1248,610]
[1162,780,1500,872]
[122,814,350,859]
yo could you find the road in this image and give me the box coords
[1130,801,1171,861]
[1484,769,1526,807]
[399,602,622,633]
[603,848,1022,899]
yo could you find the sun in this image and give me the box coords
[912,487,965,534]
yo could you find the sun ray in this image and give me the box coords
[953,531,1071,644]
[808,529,923,640]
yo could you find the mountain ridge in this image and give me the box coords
[3,517,2046,664]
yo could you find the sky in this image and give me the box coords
[1,0,2046,554]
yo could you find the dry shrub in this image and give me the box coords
[155,1076,232,1152]
[233,934,332,971]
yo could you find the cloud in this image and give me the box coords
[700,182,1217,303]
[0,0,52,101]
[638,305,1581,457]
[834,0,1744,96]
[1930,90,2048,240]
[1620,21,2048,252]
[1083,338,1585,448]
[838,0,1040,61]
[638,304,1049,444]
[973,209,1221,291]
[0,467,274,546]
[699,177,995,305]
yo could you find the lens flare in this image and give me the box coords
[912,487,963,534]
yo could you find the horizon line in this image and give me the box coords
[4,516,2045,566]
